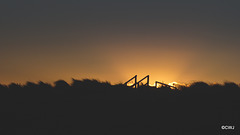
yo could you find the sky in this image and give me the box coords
[1,0,240,85]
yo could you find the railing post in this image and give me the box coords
[135,75,137,88]
[146,75,149,86]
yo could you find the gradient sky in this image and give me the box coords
[1,0,240,85]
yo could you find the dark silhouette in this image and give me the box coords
[54,80,70,88]
[0,78,239,135]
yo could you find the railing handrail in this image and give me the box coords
[155,81,177,89]
[136,75,149,87]
[124,75,137,88]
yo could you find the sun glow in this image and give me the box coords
[168,82,178,87]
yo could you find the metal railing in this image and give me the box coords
[125,75,177,90]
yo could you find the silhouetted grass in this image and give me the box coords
[0,79,239,135]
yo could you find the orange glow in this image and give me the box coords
[168,82,178,87]
[1,30,240,85]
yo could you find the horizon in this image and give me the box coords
[1,76,239,87]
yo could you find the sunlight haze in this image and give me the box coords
[1,0,240,85]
